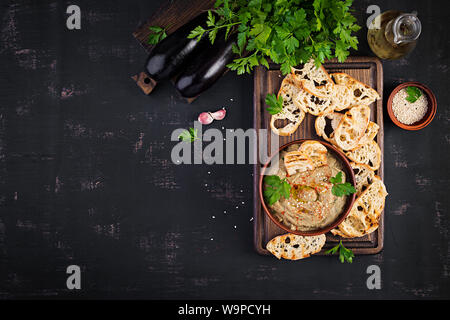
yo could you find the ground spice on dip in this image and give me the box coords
[392,87,428,125]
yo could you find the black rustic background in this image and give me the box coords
[0,0,449,299]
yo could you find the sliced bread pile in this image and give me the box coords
[269,59,380,137]
[265,59,387,258]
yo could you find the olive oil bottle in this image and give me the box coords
[367,11,421,60]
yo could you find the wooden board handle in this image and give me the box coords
[131,72,157,95]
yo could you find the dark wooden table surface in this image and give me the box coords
[0,0,448,299]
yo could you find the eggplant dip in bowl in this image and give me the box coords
[259,140,357,236]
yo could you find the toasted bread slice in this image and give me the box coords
[300,79,335,99]
[354,121,379,148]
[298,141,328,167]
[291,59,334,98]
[333,106,370,151]
[270,74,306,136]
[294,88,333,116]
[345,140,381,171]
[331,73,380,107]
[351,162,376,196]
[330,84,353,111]
[284,151,314,176]
[331,176,387,238]
[315,112,344,142]
[266,233,326,260]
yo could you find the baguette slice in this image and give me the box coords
[294,88,333,116]
[331,176,387,238]
[300,79,335,99]
[291,59,334,98]
[354,121,379,148]
[270,74,306,136]
[331,73,380,107]
[298,141,328,167]
[330,84,353,111]
[315,112,344,142]
[284,151,314,176]
[266,233,326,260]
[333,106,370,151]
[333,121,379,151]
[351,162,376,196]
[345,140,381,171]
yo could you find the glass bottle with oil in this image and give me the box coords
[368,11,421,60]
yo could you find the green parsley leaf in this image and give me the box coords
[265,93,283,115]
[324,240,355,263]
[178,128,199,142]
[188,25,206,41]
[263,175,291,206]
[405,86,422,103]
[148,25,167,45]
[329,171,342,184]
[330,172,356,197]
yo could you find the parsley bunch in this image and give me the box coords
[189,0,360,75]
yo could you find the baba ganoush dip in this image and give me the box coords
[268,144,347,232]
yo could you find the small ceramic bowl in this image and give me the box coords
[387,82,437,130]
[258,139,356,236]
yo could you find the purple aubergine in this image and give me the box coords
[175,32,237,98]
[145,12,209,81]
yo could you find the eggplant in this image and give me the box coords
[175,32,237,98]
[145,12,209,81]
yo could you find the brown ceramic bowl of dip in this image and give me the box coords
[387,82,437,130]
[259,139,356,236]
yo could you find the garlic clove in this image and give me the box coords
[211,108,226,121]
[198,112,214,125]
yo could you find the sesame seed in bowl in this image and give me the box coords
[387,82,437,131]
[392,87,428,125]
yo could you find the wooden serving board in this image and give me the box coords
[253,56,384,256]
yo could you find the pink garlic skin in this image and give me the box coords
[198,112,214,125]
[197,108,226,125]
[210,108,226,120]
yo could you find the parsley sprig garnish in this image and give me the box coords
[148,26,168,45]
[405,86,422,103]
[265,93,284,115]
[263,175,291,205]
[325,240,355,263]
[178,128,199,142]
[330,172,356,197]
[188,0,360,75]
